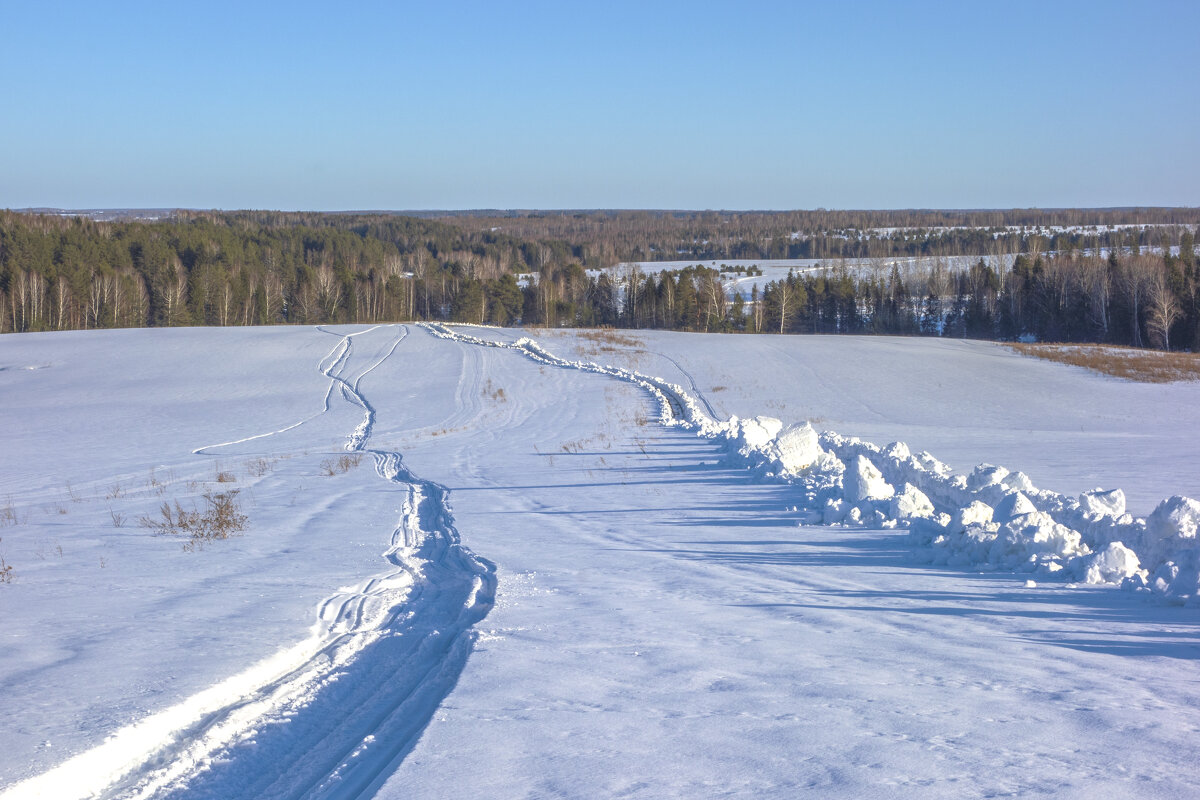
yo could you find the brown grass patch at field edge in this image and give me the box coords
[1008,343,1200,383]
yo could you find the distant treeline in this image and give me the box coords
[0,210,538,331]
[435,207,1200,266]
[750,244,1200,351]
[1,209,1198,350]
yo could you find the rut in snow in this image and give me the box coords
[3,324,496,800]
[142,325,497,800]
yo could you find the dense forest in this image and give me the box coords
[748,244,1200,351]
[1,209,1198,351]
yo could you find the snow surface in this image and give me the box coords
[2,324,1200,799]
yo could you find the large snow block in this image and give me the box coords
[890,483,935,519]
[843,455,894,504]
[1079,488,1126,519]
[737,415,783,451]
[1083,542,1143,584]
[992,491,1037,523]
[967,464,1010,491]
[775,423,822,473]
[951,501,994,532]
[1144,496,1200,563]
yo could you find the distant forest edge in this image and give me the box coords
[2,208,1199,350]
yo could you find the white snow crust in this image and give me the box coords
[2,323,1199,799]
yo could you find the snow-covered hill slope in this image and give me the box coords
[1,325,1198,799]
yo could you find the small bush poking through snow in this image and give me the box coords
[139,491,248,552]
[321,453,363,476]
[0,498,22,527]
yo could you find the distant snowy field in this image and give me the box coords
[612,255,1014,299]
[2,324,1199,799]
[611,246,1187,299]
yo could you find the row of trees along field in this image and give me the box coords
[1,210,1198,350]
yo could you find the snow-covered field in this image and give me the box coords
[2,324,1199,799]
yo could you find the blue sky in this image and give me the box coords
[2,0,1197,210]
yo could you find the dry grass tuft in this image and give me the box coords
[245,457,275,477]
[483,378,507,402]
[1008,343,1200,383]
[575,328,648,359]
[139,490,247,551]
[578,328,644,349]
[321,453,363,475]
[0,499,22,527]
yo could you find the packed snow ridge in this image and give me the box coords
[427,323,1200,606]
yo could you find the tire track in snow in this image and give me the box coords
[190,327,377,455]
[423,323,711,432]
[656,352,719,420]
[3,324,496,800]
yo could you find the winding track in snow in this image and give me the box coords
[420,323,704,430]
[3,324,496,800]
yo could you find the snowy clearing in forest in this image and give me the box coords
[2,324,1199,799]
[610,255,1014,300]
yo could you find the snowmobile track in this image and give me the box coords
[3,324,496,800]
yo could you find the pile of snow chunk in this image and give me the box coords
[1086,542,1144,585]
[725,417,839,478]
[1125,497,1200,601]
[775,423,825,474]
[727,416,783,464]
[844,455,894,504]
[1079,488,1126,519]
[891,483,935,520]
[1142,496,1200,566]
[425,323,1200,605]
[716,410,1200,603]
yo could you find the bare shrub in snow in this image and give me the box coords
[482,379,507,402]
[321,454,363,476]
[578,328,644,349]
[0,498,22,527]
[245,457,275,477]
[139,491,247,551]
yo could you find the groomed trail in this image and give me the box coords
[3,325,495,800]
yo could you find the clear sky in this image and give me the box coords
[2,0,1198,210]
